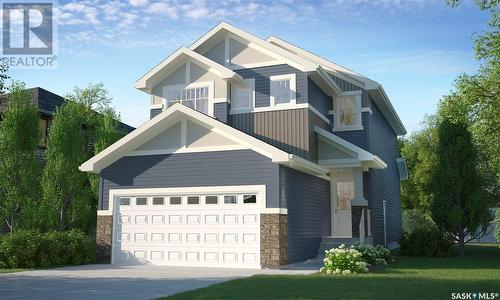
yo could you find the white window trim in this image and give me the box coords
[230,78,255,111]
[162,81,215,117]
[99,185,289,216]
[333,90,363,132]
[270,73,296,107]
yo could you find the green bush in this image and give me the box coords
[0,229,95,268]
[353,242,392,265]
[400,226,454,257]
[320,244,369,275]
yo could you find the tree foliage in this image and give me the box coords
[41,101,92,232]
[430,118,496,256]
[0,82,41,233]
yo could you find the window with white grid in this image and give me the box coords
[270,74,296,106]
[165,86,209,114]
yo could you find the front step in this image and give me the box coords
[316,237,372,260]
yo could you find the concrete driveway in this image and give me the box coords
[0,261,321,300]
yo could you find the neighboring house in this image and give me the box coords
[80,23,408,269]
[0,87,135,160]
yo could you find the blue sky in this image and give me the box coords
[7,0,490,133]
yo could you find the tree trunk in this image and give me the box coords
[458,226,465,257]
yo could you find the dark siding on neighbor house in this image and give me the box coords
[150,108,162,119]
[307,77,331,117]
[36,88,65,114]
[280,166,330,263]
[231,108,310,159]
[366,99,401,246]
[99,150,279,210]
[214,102,229,123]
[235,64,307,107]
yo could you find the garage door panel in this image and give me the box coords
[113,191,261,268]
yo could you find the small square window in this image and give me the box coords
[224,195,237,204]
[136,197,147,205]
[170,197,182,205]
[119,198,130,206]
[243,195,257,204]
[187,196,200,205]
[152,197,164,205]
[205,196,218,204]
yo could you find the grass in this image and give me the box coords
[164,244,500,300]
[0,268,29,273]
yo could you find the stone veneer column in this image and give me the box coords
[96,215,113,263]
[260,214,288,267]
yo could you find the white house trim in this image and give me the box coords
[98,185,287,216]
[315,126,387,169]
[270,73,297,107]
[189,22,317,72]
[135,47,242,92]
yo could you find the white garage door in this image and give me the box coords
[112,189,261,269]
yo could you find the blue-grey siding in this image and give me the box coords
[332,111,370,150]
[280,166,330,263]
[150,108,162,119]
[214,102,229,123]
[366,99,402,246]
[330,74,362,92]
[307,78,331,117]
[235,64,307,107]
[99,150,279,210]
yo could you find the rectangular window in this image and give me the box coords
[243,195,257,204]
[169,197,182,205]
[39,117,48,147]
[119,198,130,206]
[339,96,357,126]
[135,197,147,206]
[165,86,209,114]
[334,91,362,131]
[205,196,218,204]
[224,195,237,204]
[231,79,254,110]
[270,74,296,106]
[187,196,200,205]
[152,197,164,205]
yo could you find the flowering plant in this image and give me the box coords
[352,242,392,265]
[320,244,369,275]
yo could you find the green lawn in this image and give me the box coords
[0,268,29,273]
[164,244,500,300]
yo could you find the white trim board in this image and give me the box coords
[98,185,287,216]
[135,47,242,92]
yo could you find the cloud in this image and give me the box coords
[147,2,178,18]
[59,2,100,25]
[129,0,149,7]
[349,50,477,76]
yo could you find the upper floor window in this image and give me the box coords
[231,79,254,110]
[164,85,209,115]
[334,91,362,131]
[270,74,296,106]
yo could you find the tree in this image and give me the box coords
[399,116,438,211]
[65,82,112,115]
[429,117,496,256]
[41,101,93,231]
[0,65,9,94]
[0,81,41,233]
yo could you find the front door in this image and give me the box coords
[332,174,353,237]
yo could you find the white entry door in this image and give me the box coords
[332,180,353,237]
[112,188,261,269]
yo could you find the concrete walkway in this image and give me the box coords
[0,260,321,300]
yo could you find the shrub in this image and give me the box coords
[352,242,392,265]
[400,226,454,257]
[0,229,95,268]
[320,244,369,275]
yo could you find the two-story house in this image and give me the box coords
[80,23,408,269]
